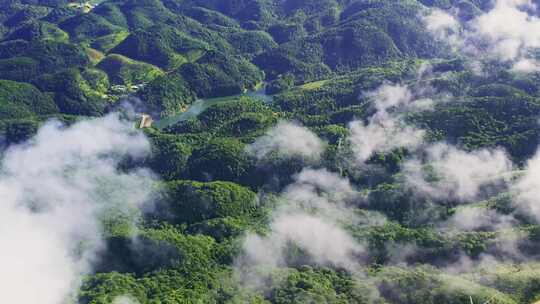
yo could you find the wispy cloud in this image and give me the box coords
[512,148,540,222]
[423,0,540,73]
[0,114,155,304]
[236,168,373,288]
[403,143,513,202]
[348,84,426,164]
[246,121,326,161]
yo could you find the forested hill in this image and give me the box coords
[3,0,540,304]
[0,0,452,119]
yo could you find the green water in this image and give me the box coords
[153,87,272,129]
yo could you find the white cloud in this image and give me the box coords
[443,206,516,231]
[425,9,460,33]
[366,84,413,113]
[349,84,425,164]
[112,295,141,304]
[422,9,463,51]
[403,143,513,201]
[423,0,540,73]
[282,168,358,216]
[237,168,371,284]
[246,121,326,161]
[0,114,155,304]
[512,149,540,222]
[349,119,424,164]
[243,212,365,269]
[511,58,540,73]
[472,0,540,60]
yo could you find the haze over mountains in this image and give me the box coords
[2,0,540,303]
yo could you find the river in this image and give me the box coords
[153,86,273,129]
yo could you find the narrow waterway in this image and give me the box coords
[153,86,273,129]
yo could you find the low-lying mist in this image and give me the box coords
[0,113,156,304]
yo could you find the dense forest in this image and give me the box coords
[2,0,540,303]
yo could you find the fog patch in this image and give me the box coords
[348,84,426,164]
[112,295,141,304]
[403,143,513,202]
[0,113,155,304]
[235,168,374,289]
[512,148,540,222]
[246,121,326,161]
[423,0,540,73]
[443,206,516,231]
